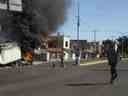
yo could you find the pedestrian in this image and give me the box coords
[106,42,118,84]
[60,49,64,67]
[51,54,56,68]
[75,48,80,65]
[85,52,88,61]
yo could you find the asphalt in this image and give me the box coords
[0,61,127,96]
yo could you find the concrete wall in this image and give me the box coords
[63,36,70,49]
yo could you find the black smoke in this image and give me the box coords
[0,0,71,50]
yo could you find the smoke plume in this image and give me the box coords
[0,0,71,49]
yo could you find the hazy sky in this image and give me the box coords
[58,0,128,41]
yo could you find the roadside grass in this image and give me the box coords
[120,58,128,64]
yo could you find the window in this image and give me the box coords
[65,41,68,47]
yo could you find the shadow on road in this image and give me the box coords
[90,69,110,71]
[65,82,110,87]
[90,69,128,71]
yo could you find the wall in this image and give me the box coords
[63,36,70,49]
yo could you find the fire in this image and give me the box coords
[23,51,33,62]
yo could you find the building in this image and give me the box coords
[47,33,72,61]
[70,40,102,59]
[70,40,88,50]
[70,40,87,59]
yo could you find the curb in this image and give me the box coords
[80,60,108,66]
[122,58,128,61]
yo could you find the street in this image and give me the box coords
[0,61,127,96]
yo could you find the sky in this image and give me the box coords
[58,0,128,41]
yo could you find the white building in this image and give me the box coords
[63,36,71,61]
[48,33,72,61]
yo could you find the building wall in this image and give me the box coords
[70,40,103,59]
[48,34,72,61]
[63,36,70,49]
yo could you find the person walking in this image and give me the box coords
[106,42,118,84]
[75,48,80,65]
[60,49,64,67]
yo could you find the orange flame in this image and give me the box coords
[23,52,33,62]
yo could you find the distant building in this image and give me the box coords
[70,40,102,59]
[70,40,88,50]
[70,40,87,59]
[47,33,72,61]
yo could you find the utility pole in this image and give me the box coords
[122,39,123,57]
[77,0,80,46]
[7,0,9,11]
[74,0,80,66]
[88,31,90,41]
[94,30,96,42]
[93,30,97,52]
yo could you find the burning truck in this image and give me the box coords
[0,37,47,65]
[0,40,34,65]
[0,41,21,65]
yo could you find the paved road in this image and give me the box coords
[0,61,128,96]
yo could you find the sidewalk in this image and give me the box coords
[80,60,108,66]
[26,57,128,68]
[80,58,128,66]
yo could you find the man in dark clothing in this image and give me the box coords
[106,42,118,84]
[75,48,80,65]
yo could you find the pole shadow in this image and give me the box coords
[90,69,128,72]
[90,69,110,71]
[65,82,110,87]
